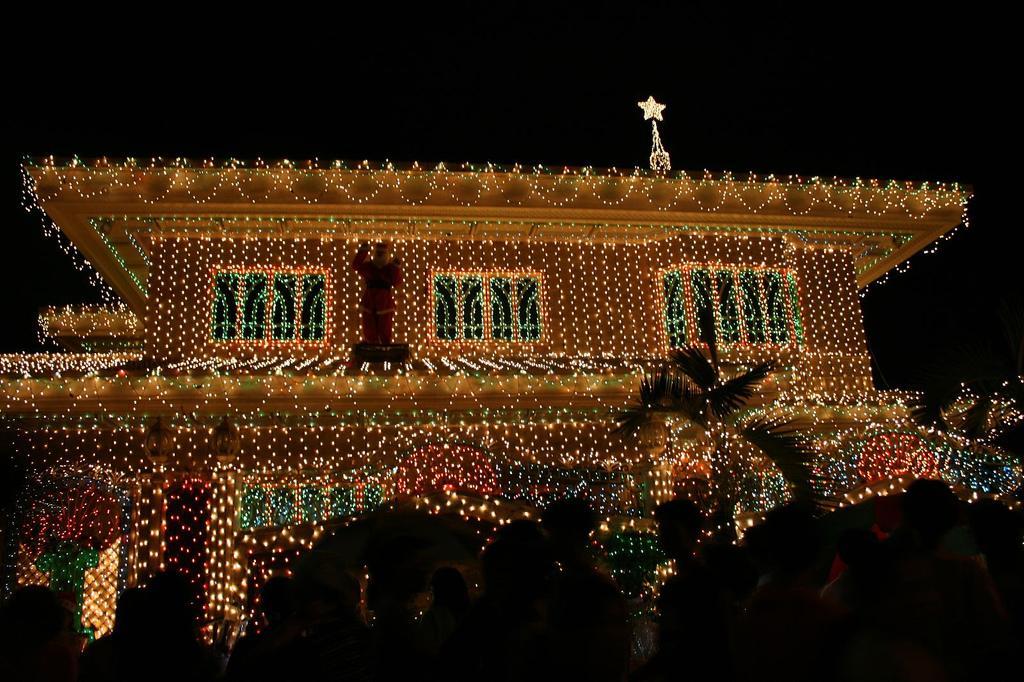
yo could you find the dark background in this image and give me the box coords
[2,3,1012,389]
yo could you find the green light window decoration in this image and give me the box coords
[739,270,767,344]
[241,273,268,340]
[300,274,326,341]
[269,487,295,527]
[271,273,297,341]
[461,276,485,340]
[763,271,790,344]
[434,275,459,340]
[690,269,715,345]
[211,269,327,343]
[663,270,688,348]
[490,277,514,341]
[240,485,269,529]
[662,266,802,348]
[300,486,324,524]
[240,482,384,528]
[329,486,357,518]
[434,272,543,342]
[363,484,383,511]
[715,270,742,344]
[516,277,542,341]
[787,273,805,345]
[212,272,239,340]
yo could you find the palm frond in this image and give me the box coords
[911,392,949,430]
[708,362,774,420]
[740,418,821,507]
[614,408,653,436]
[695,306,720,372]
[960,396,994,440]
[991,419,1024,466]
[999,376,1024,409]
[668,374,709,427]
[617,369,709,435]
[615,368,671,436]
[997,298,1024,377]
[671,347,718,392]
[638,367,672,408]
[915,299,1023,430]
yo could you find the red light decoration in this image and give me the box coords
[18,480,123,638]
[856,431,939,484]
[394,443,499,496]
[163,477,212,619]
[20,480,121,560]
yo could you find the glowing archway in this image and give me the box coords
[394,442,499,496]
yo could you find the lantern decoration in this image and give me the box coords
[144,417,174,465]
[211,416,240,464]
[636,419,669,457]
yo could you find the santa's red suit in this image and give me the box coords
[352,247,403,344]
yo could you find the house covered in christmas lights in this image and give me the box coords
[4,158,1013,637]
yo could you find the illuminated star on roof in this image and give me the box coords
[637,96,666,121]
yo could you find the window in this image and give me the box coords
[210,268,328,343]
[239,480,384,530]
[433,272,543,342]
[661,265,804,348]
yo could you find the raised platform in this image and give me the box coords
[351,343,411,363]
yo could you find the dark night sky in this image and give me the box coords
[2,3,1012,389]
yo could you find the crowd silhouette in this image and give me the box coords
[2,478,1021,681]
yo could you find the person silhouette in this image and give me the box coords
[542,498,600,576]
[968,498,1024,645]
[136,571,222,682]
[225,575,297,682]
[543,499,630,682]
[0,585,78,682]
[440,520,555,681]
[416,567,470,659]
[866,479,1015,680]
[79,587,148,682]
[285,557,373,681]
[734,502,843,682]
[634,499,737,682]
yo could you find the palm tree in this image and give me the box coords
[616,325,822,521]
[913,300,1024,474]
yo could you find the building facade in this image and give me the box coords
[5,159,1007,637]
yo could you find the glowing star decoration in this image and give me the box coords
[637,96,666,121]
[637,96,671,173]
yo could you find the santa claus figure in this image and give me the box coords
[352,241,402,344]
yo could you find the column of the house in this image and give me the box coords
[128,473,166,585]
[142,416,244,631]
[206,417,244,630]
[206,469,243,627]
